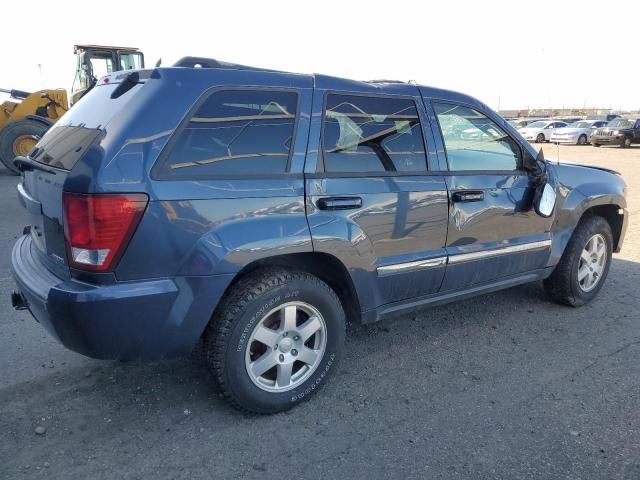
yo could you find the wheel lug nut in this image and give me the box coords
[293,336,300,341]
[279,354,284,362]
[283,332,288,337]
[291,349,298,356]
[274,344,278,349]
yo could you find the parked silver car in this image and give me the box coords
[550,120,608,145]
[518,120,568,143]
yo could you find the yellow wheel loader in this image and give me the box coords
[0,45,144,174]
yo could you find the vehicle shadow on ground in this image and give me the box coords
[3,257,638,421]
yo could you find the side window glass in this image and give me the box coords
[158,89,297,178]
[434,102,520,172]
[323,94,427,173]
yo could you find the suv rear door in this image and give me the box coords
[425,98,554,291]
[16,80,146,279]
[305,78,449,312]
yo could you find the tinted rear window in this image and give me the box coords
[155,89,298,179]
[31,83,143,170]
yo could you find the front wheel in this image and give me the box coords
[536,133,545,143]
[203,268,345,413]
[621,136,632,148]
[544,216,613,307]
[591,141,600,147]
[577,134,587,145]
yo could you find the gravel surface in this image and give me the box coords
[1,144,639,479]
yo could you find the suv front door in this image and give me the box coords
[305,80,449,312]
[428,100,554,291]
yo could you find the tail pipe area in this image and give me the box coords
[11,291,28,310]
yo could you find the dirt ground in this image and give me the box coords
[0,143,639,479]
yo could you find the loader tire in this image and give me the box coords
[0,119,50,175]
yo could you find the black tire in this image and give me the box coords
[577,134,587,145]
[203,268,345,414]
[544,216,613,307]
[620,136,632,148]
[591,141,600,147]
[0,119,49,175]
[536,133,545,143]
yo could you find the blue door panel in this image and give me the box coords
[306,176,449,310]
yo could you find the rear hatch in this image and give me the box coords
[17,76,146,278]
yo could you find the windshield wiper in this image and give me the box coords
[13,156,58,175]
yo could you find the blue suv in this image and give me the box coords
[11,57,628,413]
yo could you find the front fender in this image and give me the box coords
[548,163,627,264]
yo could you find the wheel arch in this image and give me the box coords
[219,252,362,324]
[579,204,625,252]
[552,193,626,267]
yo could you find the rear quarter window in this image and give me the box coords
[154,89,298,179]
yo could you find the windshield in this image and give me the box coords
[607,119,634,129]
[525,121,548,129]
[569,121,591,128]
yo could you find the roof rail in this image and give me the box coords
[364,79,406,84]
[172,56,282,73]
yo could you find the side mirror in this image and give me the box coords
[534,183,556,217]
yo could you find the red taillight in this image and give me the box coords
[63,193,148,272]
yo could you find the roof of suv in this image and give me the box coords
[170,56,488,111]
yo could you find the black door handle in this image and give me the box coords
[316,196,362,210]
[452,190,484,203]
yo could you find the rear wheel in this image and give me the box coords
[577,134,587,145]
[203,268,345,413]
[0,119,50,175]
[536,133,545,143]
[544,216,613,307]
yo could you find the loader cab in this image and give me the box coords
[71,45,145,105]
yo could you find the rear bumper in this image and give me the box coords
[11,235,234,360]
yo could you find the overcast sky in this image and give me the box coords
[2,0,638,111]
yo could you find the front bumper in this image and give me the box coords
[616,208,629,253]
[592,134,624,144]
[11,235,233,360]
[522,134,540,141]
[550,135,579,144]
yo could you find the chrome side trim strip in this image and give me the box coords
[447,239,552,265]
[377,257,447,277]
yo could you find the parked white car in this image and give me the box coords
[518,120,568,143]
[550,120,608,145]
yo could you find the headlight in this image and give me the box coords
[613,130,619,135]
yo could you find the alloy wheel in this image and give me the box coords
[577,234,607,292]
[245,301,327,392]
